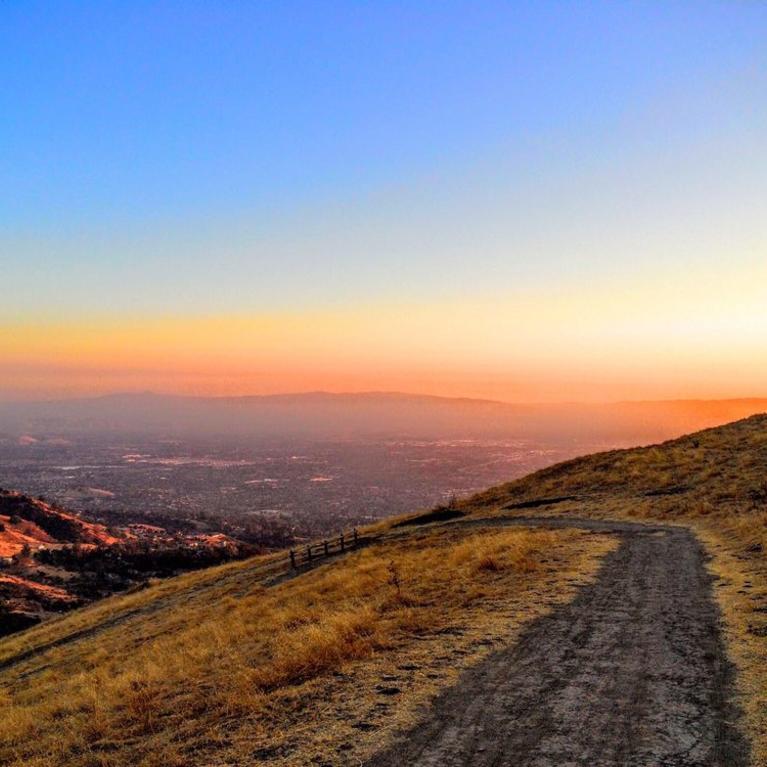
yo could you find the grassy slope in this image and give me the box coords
[461,412,767,766]
[0,519,616,767]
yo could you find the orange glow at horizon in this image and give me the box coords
[3,262,767,403]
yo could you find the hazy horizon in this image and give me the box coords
[3,388,767,407]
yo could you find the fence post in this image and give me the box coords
[324,540,329,556]
[306,545,312,561]
[290,550,296,569]
[353,528,358,546]
[340,533,345,552]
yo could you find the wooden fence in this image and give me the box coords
[289,528,360,569]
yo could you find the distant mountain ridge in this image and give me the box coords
[20,389,767,407]
[1,390,766,444]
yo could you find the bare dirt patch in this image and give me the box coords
[366,518,749,767]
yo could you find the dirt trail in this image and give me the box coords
[367,517,749,767]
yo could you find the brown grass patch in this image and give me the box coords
[0,524,616,767]
[694,515,767,767]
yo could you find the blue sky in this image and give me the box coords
[0,2,767,308]
[2,2,766,340]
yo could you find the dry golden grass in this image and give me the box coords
[0,549,288,666]
[692,515,767,767]
[460,413,767,766]
[0,522,617,767]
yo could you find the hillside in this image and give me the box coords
[0,491,119,631]
[0,490,118,557]
[467,412,767,520]
[461,412,767,764]
[1,415,766,766]
[0,511,617,766]
[0,490,249,635]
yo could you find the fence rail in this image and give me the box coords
[289,528,359,569]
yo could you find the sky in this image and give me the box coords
[2,1,766,402]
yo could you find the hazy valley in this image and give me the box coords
[3,393,766,643]
[4,392,765,542]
